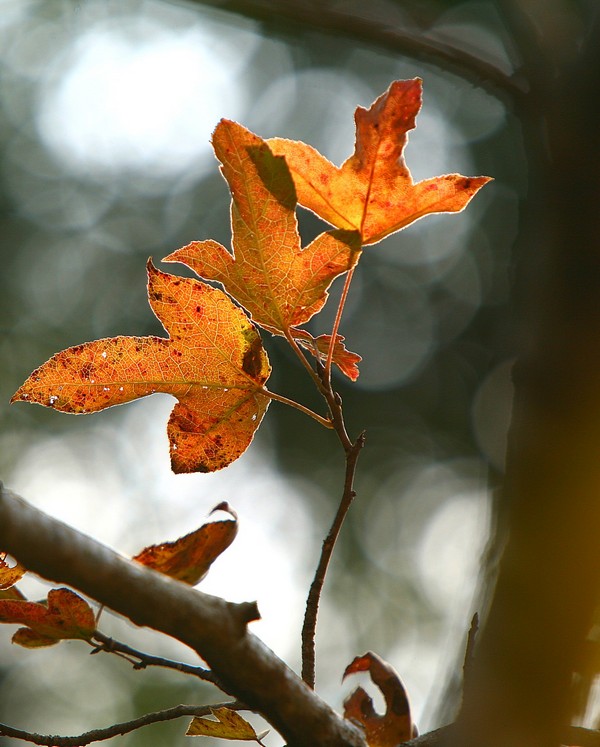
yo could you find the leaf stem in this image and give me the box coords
[283,328,328,394]
[261,388,332,428]
[301,430,365,688]
[325,266,356,381]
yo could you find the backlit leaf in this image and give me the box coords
[133,502,238,585]
[343,651,416,747]
[164,119,361,347]
[269,79,491,245]
[12,262,271,473]
[0,588,95,648]
[186,707,269,743]
[0,553,25,590]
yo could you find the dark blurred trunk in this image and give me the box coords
[451,4,600,746]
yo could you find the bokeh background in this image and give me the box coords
[0,1,523,745]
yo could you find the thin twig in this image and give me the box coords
[0,701,245,747]
[301,430,366,688]
[325,266,356,381]
[261,386,333,428]
[90,631,217,683]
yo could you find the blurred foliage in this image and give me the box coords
[0,0,524,744]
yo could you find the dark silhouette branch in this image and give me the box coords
[90,631,217,683]
[0,483,366,747]
[176,0,524,104]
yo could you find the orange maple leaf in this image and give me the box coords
[12,262,271,473]
[343,652,416,747]
[165,119,361,333]
[133,502,238,585]
[268,79,492,246]
[164,120,362,377]
[0,588,95,648]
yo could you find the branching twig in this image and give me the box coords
[90,631,217,683]
[0,701,244,747]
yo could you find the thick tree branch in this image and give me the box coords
[177,0,524,104]
[0,484,366,747]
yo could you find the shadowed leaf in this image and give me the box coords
[164,120,361,378]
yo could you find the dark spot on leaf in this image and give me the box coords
[242,337,264,379]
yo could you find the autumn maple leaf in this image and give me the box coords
[12,262,271,473]
[165,120,361,334]
[164,119,362,378]
[268,79,491,246]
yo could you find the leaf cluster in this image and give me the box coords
[2,79,489,747]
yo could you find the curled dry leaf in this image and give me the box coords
[269,79,492,246]
[133,502,238,585]
[186,706,269,744]
[291,329,361,382]
[0,552,26,590]
[0,587,96,648]
[343,651,416,747]
[12,262,271,474]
